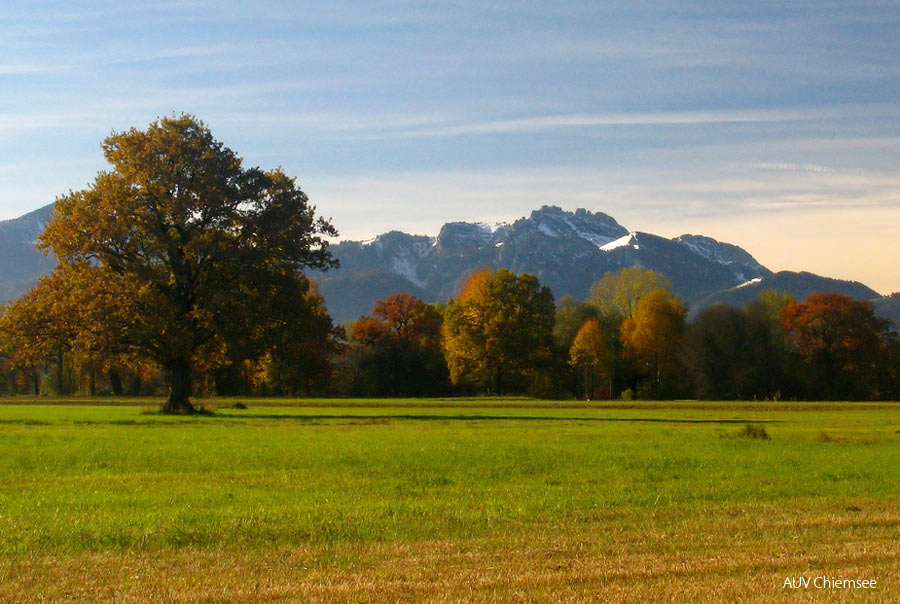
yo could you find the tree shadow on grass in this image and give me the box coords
[212,413,783,425]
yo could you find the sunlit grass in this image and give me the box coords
[0,399,898,601]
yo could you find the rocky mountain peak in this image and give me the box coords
[309,206,789,319]
[434,221,504,252]
[520,205,628,247]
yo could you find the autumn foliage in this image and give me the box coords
[5,250,898,402]
[0,115,338,411]
[782,293,893,400]
[342,294,449,396]
[442,269,556,395]
[0,119,897,404]
[568,318,614,400]
[621,289,686,397]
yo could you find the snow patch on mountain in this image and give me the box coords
[537,223,558,237]
[600,232,637,251]
[576,231,618,247]
[559,215,611,246]
[736,277,763,289]
[390,256,426,289]
[676,237,732,265]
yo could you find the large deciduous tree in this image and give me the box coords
[442,269,555,394]
[782,293,892,400]
[36,115,337,413]
[683,303,788,400]
[344,293,449,396]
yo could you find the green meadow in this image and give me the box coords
[1,398,898,603]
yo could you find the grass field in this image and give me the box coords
[0,397,898,603]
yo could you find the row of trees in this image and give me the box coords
[335,267,899,402]
[0,115,897,407]
[4,262,897,402]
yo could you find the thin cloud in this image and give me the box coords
[0,1,212,23]
[752,163,837,174]
[0,63,60,75]
[0,43,249,77]
[347,106,891,140]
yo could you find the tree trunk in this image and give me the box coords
[163,359,196,414]
[108,368,124,396]
[584,365,590,400]
[127,374,142,396]
[57,350,65,396]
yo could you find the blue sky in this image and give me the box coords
[2,1,899,292]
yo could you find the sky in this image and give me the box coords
[1,0,899,294]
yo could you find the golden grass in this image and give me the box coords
[3,500,897,603]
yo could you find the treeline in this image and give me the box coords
[336,266,898,401]
[2,266,898,401]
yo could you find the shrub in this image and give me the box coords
[735,424,770,440]
[636,381,654,400]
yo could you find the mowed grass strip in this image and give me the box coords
[0,401,898,602]
[3,504,899,603]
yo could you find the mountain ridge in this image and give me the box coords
[0,204,57,303]
[312,205,882,322]
[0,203,889,326]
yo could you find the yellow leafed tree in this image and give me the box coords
[442,269,555,394]
[569,318,614,400]
[621,289,686,397]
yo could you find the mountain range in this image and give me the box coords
[310,205,887,323]
[1,204,895,327]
